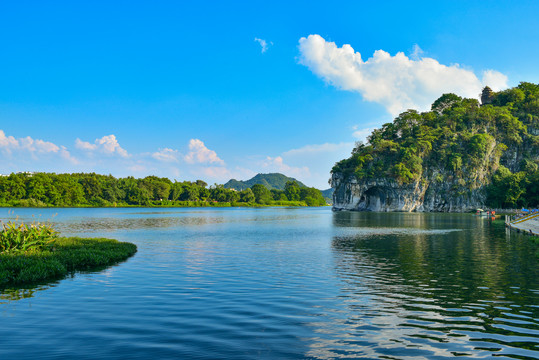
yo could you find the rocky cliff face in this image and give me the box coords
[331,140,501,212]
[331,139,508,212]
[331,173,486,212]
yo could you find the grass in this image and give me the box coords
[0,236,137,288]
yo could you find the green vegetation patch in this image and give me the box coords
[0,172,326,207]
[0,236,137,288]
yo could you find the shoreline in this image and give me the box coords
[0,202,330,209]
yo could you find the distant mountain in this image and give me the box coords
[224,173,307,191]
[321,188,334,204]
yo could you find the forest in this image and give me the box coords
[0,173,327,207]
[332,82,539,208]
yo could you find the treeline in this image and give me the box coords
[332,82,539,208]
[0,173,327,207]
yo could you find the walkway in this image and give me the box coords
[506,212,539,236]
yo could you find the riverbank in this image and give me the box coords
[0,200,322,208]
[0,237,137,289]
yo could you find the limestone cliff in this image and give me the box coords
[331,174,486,212]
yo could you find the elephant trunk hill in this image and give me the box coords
[331,83,539,212]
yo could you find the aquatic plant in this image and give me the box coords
[0,220,58,254]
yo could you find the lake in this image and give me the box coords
[1,207,538,359]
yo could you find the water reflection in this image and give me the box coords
[0,286,48,302]
[305,212,539,359]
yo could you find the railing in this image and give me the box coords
[511,212,539,224]
[506,213,539,237]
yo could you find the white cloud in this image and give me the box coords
[75,138,97,151]
[0,130,21,153]
[0,129,78,165]
[262,156,310,179]
[19,137,60,153]
[0,130,62,154]
[254,37,273,53]
[75,135,129,157]
[482,70,508,91]
[298,34,508,115]
[184,139,224,165]
[152,148,179,162]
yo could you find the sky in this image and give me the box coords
[1,1,538,189]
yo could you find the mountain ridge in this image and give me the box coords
[224,173,307,191]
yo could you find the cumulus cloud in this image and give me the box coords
[0,130,21,153]
[184,139,224,165]
[0,129,78,164]
[482,70,509,90]
[0,130,62,154]
[152,148,179,162]
[75,135,128,157]
[262,156,310,179]
[298,34,508,115]
[254,37,273,53]
[74,138,97,151]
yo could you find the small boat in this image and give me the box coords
[475,209,492,217]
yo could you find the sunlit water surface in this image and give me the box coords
[1,207,538,359]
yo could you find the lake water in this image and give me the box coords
[1,207,538,359]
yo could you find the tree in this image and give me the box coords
[251,184,271,204]
[432,93,462,114]
[299,187,326,206]
[284,181,301,201]
[195,180,207,188]
[239,188,255,203]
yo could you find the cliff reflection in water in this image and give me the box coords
[305,211,539,359]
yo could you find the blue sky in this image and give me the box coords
[1,1,538,188]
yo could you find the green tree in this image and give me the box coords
[284,181,301,201]
[251,184,272,204]
[239,188,255,203]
